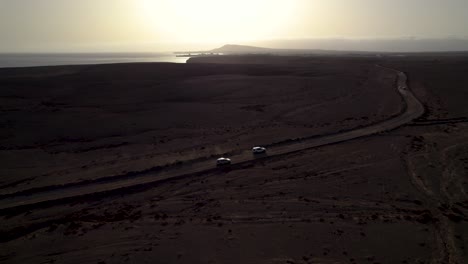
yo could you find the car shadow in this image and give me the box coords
[253,152,268,158]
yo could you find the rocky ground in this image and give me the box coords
[0,55,467,263]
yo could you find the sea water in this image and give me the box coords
[0,53,188,68]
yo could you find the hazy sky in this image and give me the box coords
[1,0,468,52]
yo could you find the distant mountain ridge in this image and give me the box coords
[209,44,332,54]
[257,38,468,52]
[205,42,468,55]
[177,40,468,56]
[208,44,335,55]
[209,44,272,53]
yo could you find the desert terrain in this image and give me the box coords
[0,55,467,263]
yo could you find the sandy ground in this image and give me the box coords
[0,55,467,263]
[0,60,400,195]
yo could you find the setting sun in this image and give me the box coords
[138,0,297,43]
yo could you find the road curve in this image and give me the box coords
[0,66,425,213]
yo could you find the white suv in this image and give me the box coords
[216,157,231,166]
[252,146,267,154]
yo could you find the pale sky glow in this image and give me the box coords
[139,0,297,43]
[1,0,468,52]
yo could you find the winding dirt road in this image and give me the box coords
[0,66,425,213]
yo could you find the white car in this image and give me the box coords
[216,157,231,166]
[252,146,267,154]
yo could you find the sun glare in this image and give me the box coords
[139,0,297,43]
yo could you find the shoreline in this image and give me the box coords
[0,53,188,69]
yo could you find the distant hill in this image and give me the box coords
[204,40,468,55]
[208,44,339,55]
[207,44,361,56]
[188,40,468,56]
[218,38,468,53]
[209,44,273,54]
[178,38,468,56]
